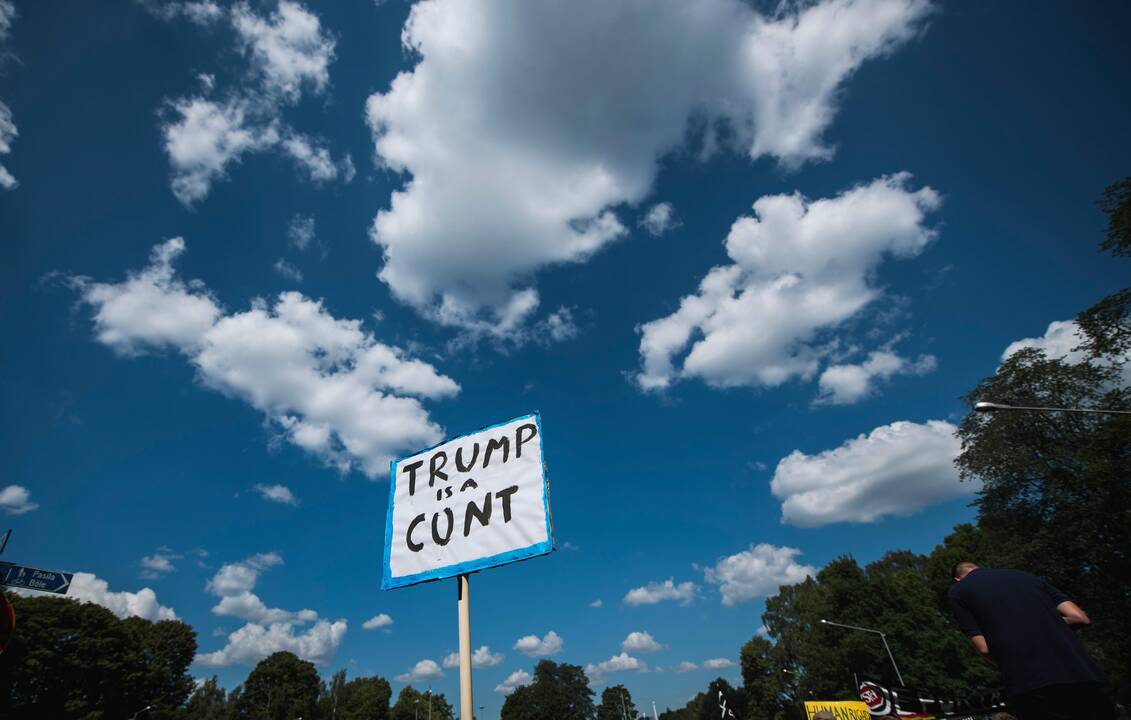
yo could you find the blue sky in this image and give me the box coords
[2,0,1129,715]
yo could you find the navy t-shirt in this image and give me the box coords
[948,568,1105,696]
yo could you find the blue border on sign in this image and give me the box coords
[381,411,554,590]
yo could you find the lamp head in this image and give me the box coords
[974,401,1008,412]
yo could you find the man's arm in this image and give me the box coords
[1057,600,1091,628]
[968,635,995,665]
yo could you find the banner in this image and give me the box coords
[859,680,1006,719]
[382,412,553,589]
[804,700,872,719]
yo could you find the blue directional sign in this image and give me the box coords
[0,561,73,595]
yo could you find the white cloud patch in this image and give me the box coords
[640,203,678,236]
[15,572,178,621]
[288,214,317,250]
[702,658,734,670]
[366,0,931,338]
[585,653,647,685]
[395,658,444,683]
[589,599,603,608]
[74,239,458,478]
[702,543,816,606]
[252,483,299,505]
[0,484,37,514]
[197,552,345,666]
[0,2,19,190]
[674,661,698,674]
[513,630,563,657]
[816,350,936,405]
[442,646,504,669]
[140,551,181,579]
[495,669,532,695]
[362,613,393,631]
[622,631,663,653]
[140,0,224,25]
[272,258,303,283]
[771,419,974,527]
[623,578,697,606]
[158,2,350,204]
[1003,319,1131,386]
[636,173,940,392]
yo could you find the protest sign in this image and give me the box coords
[382,412,552,590]
[804,700,873,719]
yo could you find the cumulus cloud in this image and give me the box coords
[396,658,445,683]
[197,552,345,666]
[0,484,37,514]
[495,669,532,695]
[640,203,679,236]
[771,419,973,527]
[1003,319,1130,386]
[74,239,457,477]
[701,543,815,606]
[636,174,940,392]
[443,646,504,669]
[702,658,735,670]
[623,578,697,606]
[253,483,299,505]
[17,572,178,621]
[622,631,663,653]
[674,661,699,674]
[140,550,182,579]
[513,630,563,657]
[585,653,647,685]
[158,1,350,203]
[589,599,603,608]
[366,0,931,338]
[362,613,393,631]
[0,2,19,190]
[816,350,936,405]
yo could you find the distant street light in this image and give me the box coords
[820,619,905,686]
[974,401,1131,416]
[129,706,153,720]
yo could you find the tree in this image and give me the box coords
[391,686,454,720]
[184,676,229,720]
[232,651,322,720]
[336,675,392,720]
[740,636,789,720]
[0,592,197,719]
[596,684,639,720]
[500,660,595,720]
[956,176,1131,682]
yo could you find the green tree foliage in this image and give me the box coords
[183,676,229,720]
[500,660,595,720]
[956,177,1131,683]
[232,651,323,720]
[0,592,197,719]
[330,673,392,720]
[596,684,639,720]
[390,686,454,720]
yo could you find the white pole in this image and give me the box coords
[458,573,474,720]
[652,700,659,720]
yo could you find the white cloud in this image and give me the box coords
[442,646,504,669]
[0,1,15,40]
[140,551,181,578]
[702,543,816,607]
[140,0,224,25]
[75,239,458,478]
[771,419,974,527]
[197,618,347,667]
[674,661,698,674]
[513,630,563,657]
[366,0,931,338]
[0,484,37,514]
[253,483,299,506]
[197,552,344,666]
[0,100,17,190]
[585,652,647,685]
[362,613,393,631]
[702,658,734,670]
[282,133,351,183]
[231,0,336,103]
[816,350,936,405]
[288,214,317,250]
[636,174,940,392]
[589,599,603,608]
[495,669,532,695]
[22,572,178,622]
[622,631,663,653]
[395,658,444,683]
[756,624,770,637]
[273,258,303,283]
[640,203,678,236]
[1003,319,1130,386]
[623,578,697,606]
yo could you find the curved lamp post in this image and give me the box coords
[820,619,905,686]
[974,401,1131,416]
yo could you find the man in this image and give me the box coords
[948,561,1114,720]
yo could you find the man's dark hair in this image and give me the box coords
[951,561,978,579]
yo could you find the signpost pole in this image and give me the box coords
[458,573,474,720]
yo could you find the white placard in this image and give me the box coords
[382,412,553,589]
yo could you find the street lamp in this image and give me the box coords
[129,706,152,720]
[974,401,1131,416]
[820,619,905,686]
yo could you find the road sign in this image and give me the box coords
[0,562,73,594]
